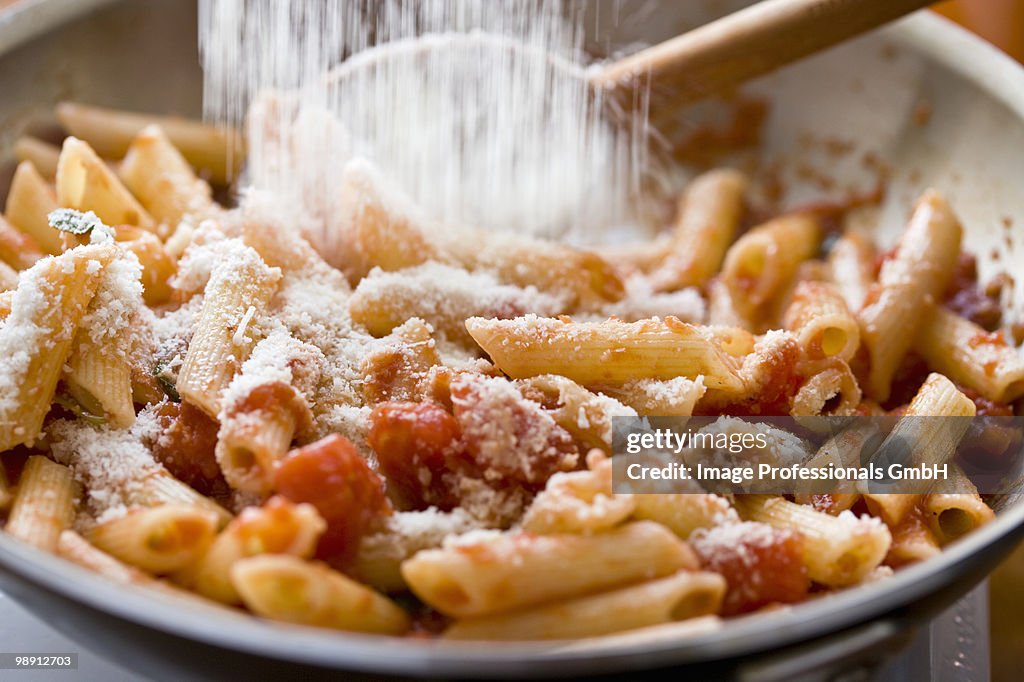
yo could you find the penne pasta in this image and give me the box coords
[13,137,61,180]
[120,124,217,227]
[183,497,324,604]
[56,137,157,233]
[863,373,975,527]
[923,465,995,545]
[4,161,61,255]
[86,505,219,574]
[828,230,876,312]
[466,316,745,392]
[5,457,76,552]
[631,493,739,540]
[521,452,635,534]
[0,244,115,450]
[648,168,748,292]
[722,213,821,318]
[789,358,861,417]
[232,555,410,634]
[916,304,1024,404]
[733,495,891,586]
[175,241,281,418]
[444,571,726,641]
[112,224,176,305]
[56,101,243,184]
[858,190,962,401]
[402,521,696,618]
[783,281,860,361]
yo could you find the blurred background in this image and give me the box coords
[934,3,1024,680]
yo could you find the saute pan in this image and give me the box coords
[1,1,1023,679]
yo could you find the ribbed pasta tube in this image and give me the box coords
[0,244,114,450]
[5,457,76,552]
[402,521,697,618]
[56,101,242,185]
[56,137,156,232]
[4,161,61,255]
[916,304,1024,404]
[444,571,726,641]
[863,373,975,527]
[734,495,891,586]
[176,242,281,418]
[783,281,860,361]
[648,168,748,292]
[86,505,219,574]
[466,316,745,392]
[232,555,410,635]
[722,213,821,316]
[858,190,962,401]
[120,124,217,227]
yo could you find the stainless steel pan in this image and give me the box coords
[1,1,1023,679]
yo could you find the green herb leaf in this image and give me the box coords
[54,393,108,426]
[48,208,104,235]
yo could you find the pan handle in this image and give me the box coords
[734,618,913,682]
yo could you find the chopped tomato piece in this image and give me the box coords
[273,434,391,562]
[150,399,228,498]
[369,402,464,510]
[692,521,809,616]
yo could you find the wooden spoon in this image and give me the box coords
[593,0,935,115]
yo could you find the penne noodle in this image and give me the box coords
[0,244,115,450]
[13,136,61,180]
[916,304,1024,404]
[5,456,76,552]
[521,453,635,534]
[789,358,861,417]
[923,465,995,545]
[65,340,136,429]
[130,471,234,529]
[57,530,218,605]
[120,124,217,227]
[182,497,324,605]
[56,137,157,233]
[858,190,962,401]
[648,168,748,292]
[232,555,410,635]
[733,495,891,587]
[444,571,726,641]
[86,505,219,574]
[56,101,243,184]
[402,521,697,618]
[722,213,821,318]
[517,376,635,452]
[828,230,876,312]
[466,316,745,392]
[631,493,739,540]
[783,281,860,361]
[0,216,45,270]
[216,382,310,495]
[176,241,281,418]
[596,376,707,418]
[863,373,975,527]
[4,161,61,255]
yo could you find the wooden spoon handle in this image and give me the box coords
[593,0,935,107]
